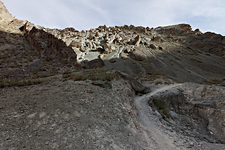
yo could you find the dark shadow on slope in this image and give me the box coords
[97,45,225,84]
[0,28,77,81]
[117,27,225,83]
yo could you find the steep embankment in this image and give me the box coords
[135,83,225,150]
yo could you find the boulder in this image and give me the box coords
[149,44,157,49]
[134,35,141,46]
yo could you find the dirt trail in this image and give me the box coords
[134,84,183,150]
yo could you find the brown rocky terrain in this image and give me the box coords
[1,1,225,149]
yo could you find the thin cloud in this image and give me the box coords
[3,0,225,35]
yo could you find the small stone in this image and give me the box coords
[39,112,46,118]
[187,142,194,148]
[27,113,37,119]
[74,111,81,118]
[55,128,62,134]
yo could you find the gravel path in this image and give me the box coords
[134,84,184,150]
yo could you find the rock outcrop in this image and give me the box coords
[0,2,77,80]
[25,27,76,64]
[44,23,225,82]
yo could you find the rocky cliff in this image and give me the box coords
[1,1,225,150]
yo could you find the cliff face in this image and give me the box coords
[1,1,225,150]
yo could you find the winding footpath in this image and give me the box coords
[134,84,183,150]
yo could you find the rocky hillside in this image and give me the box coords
[1,1,225,150]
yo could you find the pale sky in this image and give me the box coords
[3,0,225,35]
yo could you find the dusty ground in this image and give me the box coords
[0,79,149,150]
[1,78,225,150]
